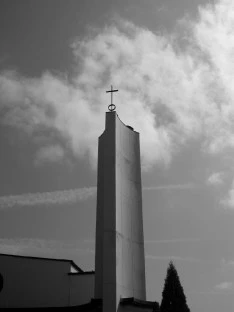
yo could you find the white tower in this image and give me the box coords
[94,109,146,312]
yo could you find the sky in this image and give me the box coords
[0,0,234,311]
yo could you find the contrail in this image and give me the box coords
[143,183,195,191]
[0,187,96,209]
[0,183,195,210]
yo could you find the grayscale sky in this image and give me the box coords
[0,0,234,311]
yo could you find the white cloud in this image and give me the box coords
[207,172,224,186]
[143,183,195,191]
[215,282,234,290]
[34,144,65,165]
[1,1,234,169]
[0,238,94,256]
[0,184,193,211]
[193,0,234,154]
[0,183,189,211]
[220,180,234,208]
[0,187,96,210]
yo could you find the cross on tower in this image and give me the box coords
[106,85,118,112]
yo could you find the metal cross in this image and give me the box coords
[106,85,118,112]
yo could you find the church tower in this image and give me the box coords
[94,104,146,311]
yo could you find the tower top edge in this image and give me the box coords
[100,111,139,135]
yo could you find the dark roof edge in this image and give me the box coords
[68,270,95,276]
[120,297,159,308]
[0,253,83,272]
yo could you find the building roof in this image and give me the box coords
[0,253,83,273]
[22,299,102,310]
[68,271,94,275]
[120,297,160,311]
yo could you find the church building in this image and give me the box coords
[0,95,159,311]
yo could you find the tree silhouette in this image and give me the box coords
[160,261,190,312]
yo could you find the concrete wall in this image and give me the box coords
[0,255,94,307]
[95,112,146,312]
[116,114,146,303]
[95,112,116,303]
[69,273,94,306]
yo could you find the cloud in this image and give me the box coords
[207,172,224,186]
[0,183,194,210]
[145,254,203,263]
[0,238,94,257]
[220,258,234,271]
[188,289,234,295]
[143,183,195,191]
[1,1,234,169]
[215,282,234,290]
[192,0,234,154]
[225,260,234,267]
[145,238,205,244]
[0,187,96,210]
[34,144,65,165]
[220,180,234,208]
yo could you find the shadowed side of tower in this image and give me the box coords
[95,112,146,312]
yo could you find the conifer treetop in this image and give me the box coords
[160,261,190,312]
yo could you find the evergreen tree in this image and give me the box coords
[160,261,190,312]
